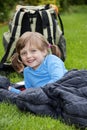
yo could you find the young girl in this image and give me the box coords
[9,31,68,93]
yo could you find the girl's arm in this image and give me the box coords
[47,55,67,84]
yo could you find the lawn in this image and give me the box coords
[0,5,87,130]
[62,5,87,70]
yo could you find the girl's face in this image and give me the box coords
[20,42,47,69]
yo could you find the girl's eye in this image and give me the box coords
[31,50,37,52]
[20,52,27,56]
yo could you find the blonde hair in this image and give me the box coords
[16,31,50,55]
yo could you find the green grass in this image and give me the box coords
[0,103,77,130]
[62,5,87,70]
[0,5,87,130]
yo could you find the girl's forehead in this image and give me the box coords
[26,38,42,47]
[23,41,38,49]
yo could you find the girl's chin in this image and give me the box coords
[27,64,36,68]
[26,62,40,69]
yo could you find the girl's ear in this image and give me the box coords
[51,45,62,58]
[11,53,24,73]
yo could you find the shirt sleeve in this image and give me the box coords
[9,87,21,94]
[47,55,67,84]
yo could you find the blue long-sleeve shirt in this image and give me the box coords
[10,54,68,93]
[24,54,68,88]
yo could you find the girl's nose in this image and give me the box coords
[26,52,32,58]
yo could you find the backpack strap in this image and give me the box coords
[39,8,64,45]
[0,9,25,67]
[58,13,64,35]
[39,9,55,45]
[45,4,64,35]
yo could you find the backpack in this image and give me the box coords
[0,4,66,71]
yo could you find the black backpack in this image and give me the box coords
[0,4,66,71]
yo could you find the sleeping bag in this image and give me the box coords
[0,69,87,128]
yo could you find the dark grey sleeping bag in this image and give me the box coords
[0,69,87,128]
